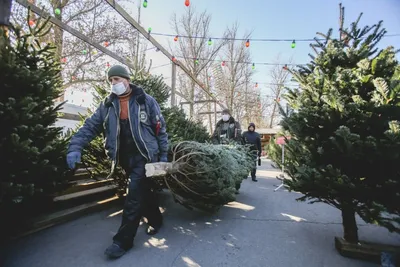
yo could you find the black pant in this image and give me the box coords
[251,152,257,179]
[113,154,162,249]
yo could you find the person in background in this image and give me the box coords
[66,65,168,259]
[211,109,242,193]
[211,109,242,145]
[242,122,262,182]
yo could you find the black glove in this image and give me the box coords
[258,157,261,166]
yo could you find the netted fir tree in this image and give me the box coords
[268,14,400,243]
[76,74,209,192]
[0,18,70,214]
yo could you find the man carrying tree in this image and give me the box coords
[211,109,242,145]
[66,65,168,259]
[242,122,262,182]
[211,109,242,193]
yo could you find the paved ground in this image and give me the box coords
[1,159,399,267]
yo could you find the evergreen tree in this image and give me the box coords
[0,19,69,214]
[268,13,400,243]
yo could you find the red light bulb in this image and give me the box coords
[174,35,178,42]
[185,0,190,7]
[221,61,225,67]
[245,39,250,48]
[29,20,35,26]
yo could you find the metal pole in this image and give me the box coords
[171,63,176,106]
[274,143,285,192]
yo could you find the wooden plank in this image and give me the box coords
[145,162,174,177]
[60,113,81,121]
[335,236,400,264]
[12,195,123,240]
[53,184,117,201]
[15,0,134,69]
[55,178,114,196]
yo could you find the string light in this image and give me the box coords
[82,49,87,54]
[61,57,67,63]
[143,0,148,8]
[54,8,61,15]
[29,20,35,26]
[255,82,258,88]
[208,38,212,46]
[174,35,178,41]
[195,58,199,64]
[283,64,288,70]
[148,27,152,34]
[252,63,255,70]
[185,0,190,7]
[154,31,400,45]
[104,41,110,47]
[174,55,303,66]
[172,56,177,62]
[245,39,250,48]
[291,40,296,48]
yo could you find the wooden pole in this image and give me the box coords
[171,63,176,106]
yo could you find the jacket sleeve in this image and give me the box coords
[211,124,220,144]
[234,122,242,144]
[257,133,262,156]
[68,103,105,153]
[149,97,168,157]
[241,131,246,145]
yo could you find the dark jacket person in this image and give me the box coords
[211,109,242,145]
[242,122,262,182]
[66,65,168,259]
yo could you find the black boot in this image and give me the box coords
[105,243,130,259]
[146,225,160,235]
[252,176,258,182]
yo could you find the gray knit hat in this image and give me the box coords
[222,109,231,115]
[107,65,130,80]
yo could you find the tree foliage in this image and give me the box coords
[0,17,70,235]
[268,12,400,243]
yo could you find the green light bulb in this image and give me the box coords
[195,59,199,64]
[148,27,152,33]
[143,0,148,8]
[291,40,296,48]
[252,63,255,70]
[208,38,212,46]
[82,49,87,54]
[55,8,61,15]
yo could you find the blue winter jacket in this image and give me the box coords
[67,84,168,175]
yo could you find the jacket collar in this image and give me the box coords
[216,116,235,126]
[104,83,146,107]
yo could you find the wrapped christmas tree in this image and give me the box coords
[148,141,254,212]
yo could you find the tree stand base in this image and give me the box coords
[335,236,400,265]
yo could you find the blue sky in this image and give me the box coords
[68,0,400,107]
[138,0,399,93]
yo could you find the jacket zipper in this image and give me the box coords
[136,101,152,161]
[111,102,120,166]
[127,101,150,161]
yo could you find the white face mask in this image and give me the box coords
[222,114,230,122]
[111,82,127,95]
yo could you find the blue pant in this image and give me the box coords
[113,154,162,249]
